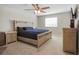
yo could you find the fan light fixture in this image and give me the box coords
[34,10,41,14]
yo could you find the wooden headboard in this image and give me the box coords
[12,20,33,31]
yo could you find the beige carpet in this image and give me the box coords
[0,36,72,55]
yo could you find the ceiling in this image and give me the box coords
[0,4,77,16]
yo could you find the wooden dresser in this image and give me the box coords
[0,32,6,46]
[63,28,77,54]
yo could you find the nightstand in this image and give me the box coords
[5,31,17,44]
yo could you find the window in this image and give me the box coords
[45,17,58,27]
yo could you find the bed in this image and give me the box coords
[17,27,52,48]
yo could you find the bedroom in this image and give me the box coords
[0,4,79,55]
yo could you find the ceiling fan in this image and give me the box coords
[24,4,50,14]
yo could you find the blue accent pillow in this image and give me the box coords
[23,27,33,30]
[17,27,24,32]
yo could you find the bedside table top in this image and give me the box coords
[5,31,17,34]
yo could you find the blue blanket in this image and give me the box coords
[25,29,48,34]
[17,28,48,40]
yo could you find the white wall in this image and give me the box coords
[0,5,37,32]
[37,12,71,37]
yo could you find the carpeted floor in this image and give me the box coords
[0,36,72,55]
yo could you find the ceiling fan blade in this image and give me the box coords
[24,9,35,10]
[40,10,46,13]
[36,4,40,10]
[32,4,35,7]
[32,4,37,10]
[41,7,50,9]
[36,4,38,6]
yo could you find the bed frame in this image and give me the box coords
[12,20,52,48]
[18,30,52,48]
